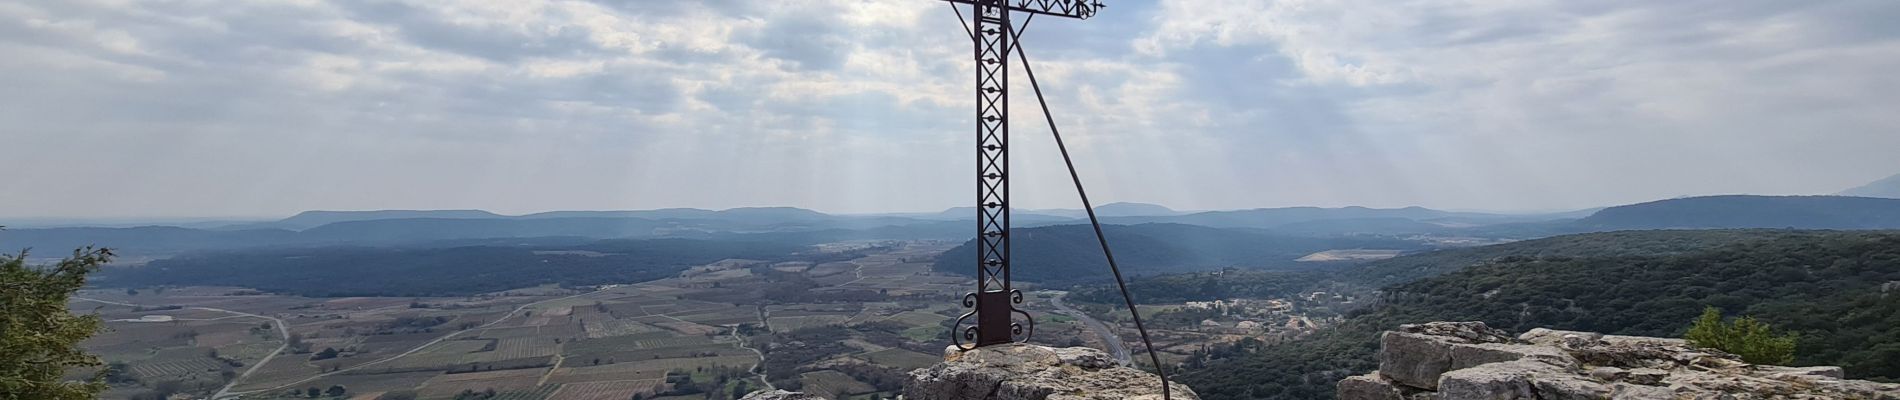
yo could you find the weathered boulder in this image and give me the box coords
[1337,373,1428,400]
[1434,360,1566,399]
[1339,322,1900,400]
[904,343,1198,400]
[1377,322,1577,390]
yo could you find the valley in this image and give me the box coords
[39,194,1900,400]
[75,243,974,400]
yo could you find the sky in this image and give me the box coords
[3,0,1899,219]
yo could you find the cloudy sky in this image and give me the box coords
[3,0,1898,219]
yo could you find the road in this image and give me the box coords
[1049,292,1131,366]
[74,297,290,400]
[218,288,610,398]
[730,323,775,391]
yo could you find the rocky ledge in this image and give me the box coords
[905,344,1198,400]
[744,344,1196,400]
[1339,322,1900,400]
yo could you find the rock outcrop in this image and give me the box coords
[741,344,1195,400]
[905,344,1197,400]
[1339,322,1900,400]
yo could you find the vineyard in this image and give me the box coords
[547,379,663,400]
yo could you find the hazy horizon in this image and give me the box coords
[5,1,1899,219]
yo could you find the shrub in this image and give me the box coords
[1685,306,1796,365]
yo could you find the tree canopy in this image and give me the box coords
[1,242,113,400]
[1178,230,1900,400]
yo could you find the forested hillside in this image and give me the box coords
[1344,229,1821,287]
[1068,269,1334,304]
[930,223,1425,283]
[1179,230,1900,400]
[95,239,813,297]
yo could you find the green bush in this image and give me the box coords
[1685,306,1797,365]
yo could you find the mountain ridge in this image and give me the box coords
[1839,173,1900,198]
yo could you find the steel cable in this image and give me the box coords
[1006,23,1173,400]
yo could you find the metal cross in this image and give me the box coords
[942,0,1103,350]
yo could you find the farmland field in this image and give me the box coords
[76,242,997,400]
[857,348,941,371]
[548,380,664,400]
[800,370,876,399]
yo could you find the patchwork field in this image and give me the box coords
[80,241,993,400]
[547,379,664,400]
[800,370,876,399]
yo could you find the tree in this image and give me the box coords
[1,243,113,400]
[306,387,322,398]
[287,332,308,353]
[326,384,347,397]
[102,361,138,384]
[1685,306,1797,365]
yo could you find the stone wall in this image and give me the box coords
[1339,322,1900,400]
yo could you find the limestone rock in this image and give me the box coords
[1518,328,1602,348]
[1377,323,1577,390]
[905,344,1198,400]
[1337,373,1409,400]
[1340,321,1900,400]
[1757,365,1846,380]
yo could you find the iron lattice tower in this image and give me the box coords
[945,0,1102,350]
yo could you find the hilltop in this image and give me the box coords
[1840,173,1900,198]
[1574,195,1900,230]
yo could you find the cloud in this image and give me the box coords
[1,0,1897,218]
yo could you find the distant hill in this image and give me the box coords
[1839,173,1900,198]
[0,211,968,257]
[1574,195,1900,230]
[1096,206,1587,234]
[26,195,1900,259]
[930,223,1427,283]
[1177,230,1900,400]
[916,207,1080,222]
[1109,206,1459,229]
[296,217,671,243]
[0,226,302,256]
[234,209,504,230]
[1269,217,1451,236]
[518,208,719,220]
[1091,202,1184,217]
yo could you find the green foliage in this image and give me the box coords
[1685,307,1797,365]
[1179,230,1900,400]
[0,242,113,400]
[1070,268,1333,304]
[1344,229,1818,287]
